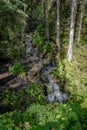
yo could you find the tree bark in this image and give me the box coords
[21,4,27,44]
[78,0,86,45]
[44,0,49,41]
[56,0,60,50]
[67,0,77,62]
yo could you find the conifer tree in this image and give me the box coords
[0,0,27,59]
[67,0,77,62]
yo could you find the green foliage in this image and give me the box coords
[0,87,31,111]
[0,82,45,111]
[0,112,16,130]
[26,83,45,103]
[0,1,87,130]
[0,88,22,110]
[33,32,53,53]
[0,101,87,130]
[0,111,27,130]
[52,61,66,82]
[0,80,87,130]
[9,63,25,75]
[80,9,87,45]
[0,0,28,59]
[25,102,87,130]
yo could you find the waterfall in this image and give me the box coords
[24,36,68,103]
[26,36,33,59]
[47,74,68,103]
[43,65,68,103]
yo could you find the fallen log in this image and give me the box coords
[26,57,52,82]
[27,57,51,75]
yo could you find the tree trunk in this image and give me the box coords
[78,0,86,45]
[21,4,27,44]
[44,0,49,41]
[48,0,55,11]
[56,0,60,50]
[67,0,77,62]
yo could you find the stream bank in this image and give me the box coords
[21,34,69,103]
[0,34,69,103]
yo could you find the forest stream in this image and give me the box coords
[0,34,69,103]
[23,35,69,103]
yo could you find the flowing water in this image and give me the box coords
[42,65,68,103]
[25,37,69,103]
[25,36,33,59]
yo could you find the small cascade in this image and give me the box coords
[24,35,69,104]
[42,65,68,103]
[25,36,33,59]
[47,74,68,103]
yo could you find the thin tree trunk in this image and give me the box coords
[56,0,60,50]
[67,0,77,62]
[78,0,86,45]
[48,0,55,11]
[44,0,49,41]
[21,4,27,44]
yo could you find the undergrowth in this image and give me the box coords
[0,45,87,130]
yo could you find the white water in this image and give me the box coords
[43,66,68,103]
[47,75,68,103]
[25,38,68,103]
[26,37,32,58]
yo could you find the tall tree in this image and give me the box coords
[0,0,27,59]
[56,0,60,50]
[21,3,27,45]
[77,0,86,45]
[44,0,49,41]
[48,0,55,11]
[67,0,77,62]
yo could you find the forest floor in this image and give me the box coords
[0,42,87,130]
[0,42,54,90]
[63,44,87,109]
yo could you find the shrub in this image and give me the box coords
[9,63,25,75]
[26,83,45,103]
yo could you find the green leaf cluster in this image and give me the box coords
[9,63,25,75]
[0,0,28,59]
[0,102,87,130]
